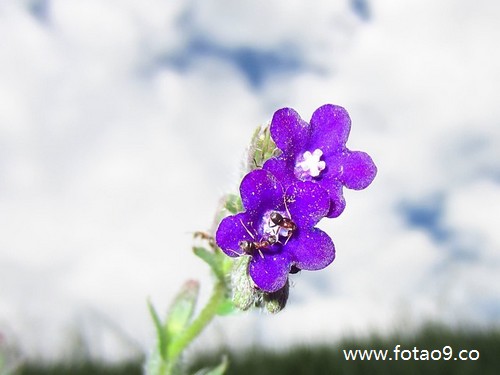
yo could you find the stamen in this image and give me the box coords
[240,219,256,241]
[295,148,326,179]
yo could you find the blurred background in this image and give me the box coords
[1,0,499,369]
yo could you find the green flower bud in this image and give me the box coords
[262,280,289,314]
[231,256,259,311]
[245,123,278,172]
[230,256,290,313]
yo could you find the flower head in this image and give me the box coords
[263,104,377,217]
[215,169,335,292]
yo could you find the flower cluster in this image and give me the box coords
[215,104,377,296]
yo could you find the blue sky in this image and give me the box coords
[1,0,499,361]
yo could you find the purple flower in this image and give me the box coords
[263,104,377,218]
[215,169,335,293]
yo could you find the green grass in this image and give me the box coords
[12,324,500,374]
[16,361,142,375]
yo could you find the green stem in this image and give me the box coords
[166,280,226,367]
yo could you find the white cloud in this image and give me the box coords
[188,0,350,49]
[443,180,500,255]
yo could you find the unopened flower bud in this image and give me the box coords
[245,123,278,172]
[262,280,289,314]
[231,256,259,311]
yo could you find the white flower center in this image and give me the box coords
[261,211,290,239]
[296,149,326,179]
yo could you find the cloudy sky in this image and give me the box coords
[1,0,499,362]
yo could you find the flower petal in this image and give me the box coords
[318,173,346,218]
[240,169,284,214]
[287,228,335,270]
[340,151,377,190]
[285,181,330,227]
[262,156,295,188]
[270,107,310,154]
[249,251,291,292]
[309,104,351,154]
[215,212,257,257]
[327,186,346,218]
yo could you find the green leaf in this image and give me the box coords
[224,194,243,214]
[147,299,168,361]
[144,346,165,375]
[216,298,236,316]
[192,355,229,375]
[220,255,234,276]
[165,280,200,341]
[193,247,223,280]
